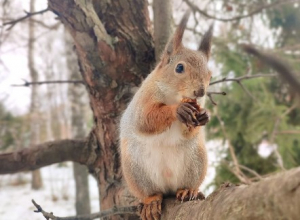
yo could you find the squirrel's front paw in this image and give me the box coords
[196,109,210,126]
[176,102,200,127]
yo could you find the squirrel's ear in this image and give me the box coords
[165,11,190,56]
[198,24,214,60]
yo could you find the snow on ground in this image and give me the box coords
[0,141,221,220]
[0,163,99,220]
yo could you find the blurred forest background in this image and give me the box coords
[0,0,299,219]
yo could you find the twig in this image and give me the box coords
[2,8,49,30]
[214,107,250,184]
[242,44,300,96]
[275,130,300,135]
[269,103,298,170]
[209,73,277,86]
[32,199,139,220]
[238,165,263,180]
[206,91,226,105]
[236,81,257,101]
[11,79,84,87]
[209,73,276,101]
[183,0,299,22]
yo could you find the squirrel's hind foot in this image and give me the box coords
[140,194,163,220]
[176,188,205,202]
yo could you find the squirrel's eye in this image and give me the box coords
[175,63,184,74]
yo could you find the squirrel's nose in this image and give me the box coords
[194,88,205,97]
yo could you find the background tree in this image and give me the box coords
[65,29,91,215]
[28,0,43,190]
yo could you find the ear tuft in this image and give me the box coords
[198,24,214,59]
[166,10,191,55]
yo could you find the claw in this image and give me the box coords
[176,189,205,202]
[140,194,163,220]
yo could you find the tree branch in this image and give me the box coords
[275,130,300,135]
[32,199,138,220]
[0,139,88,174]
[2,8,49,30]
[32,168,300,220]
[214,107,250,184]
[269,103,298,170]
[209,73,277,86]
[11,79,84,87]
[242,44,300,96]
[161,167,300,219]
[183,0,299,22]
[206,91,226,105]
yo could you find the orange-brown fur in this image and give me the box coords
[138,102,177,134]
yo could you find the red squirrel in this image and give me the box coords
[120,11,213,220]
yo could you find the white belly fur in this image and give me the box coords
[138,121,195,193]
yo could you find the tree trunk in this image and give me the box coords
[28,0,42,190]
[48,1,154,219]
[65,29,91,215]
[153,0,173,60]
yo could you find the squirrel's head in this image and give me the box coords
[155,11,213,102]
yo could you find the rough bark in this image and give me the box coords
[0,139,89,174]
[153,0,173,60]
[65,29,91,215]
[28,0,42,190]
[48,1,154,219]
[161,167,300,220]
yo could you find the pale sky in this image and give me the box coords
[0,0,55,115]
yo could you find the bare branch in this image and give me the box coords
[209,73,276,86]
[2,8,49,30]
[206,91,226,105]
[275,130,300,135]
[183,0,299,22]
[0,139,88,174]
[242,44,300,96]
[269,103,298,170]
[237,80,257,101]
[208,73,276,103]
[12,79,84,87]
[32,199,138,220]
[238,164,263,180]
[214,107,250,184]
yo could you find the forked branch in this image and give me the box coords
[2,8,49,30]
[209,73,276,86]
